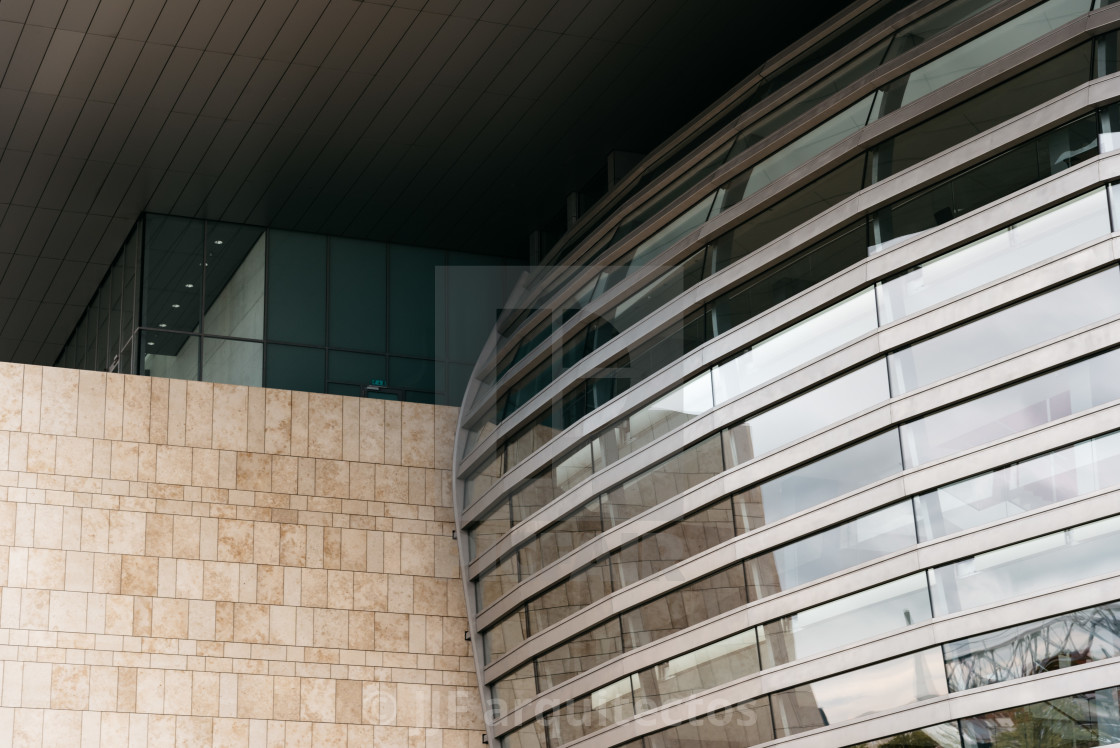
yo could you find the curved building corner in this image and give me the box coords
[454,0,1120,746]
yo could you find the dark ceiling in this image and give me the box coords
[0,0,839,365]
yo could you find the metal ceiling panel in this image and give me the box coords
[29,27,82,94]
[114,0,163,41]
[58,32,111,98]
[3,24,53,90]
[179,0,233,50]
[208,0,265,54]
[36,95,82,155]
[0,0,840,363]
[57,0,97,33]
[8,90,54,151]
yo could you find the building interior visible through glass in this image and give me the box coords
[56,213,519,404]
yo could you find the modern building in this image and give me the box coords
[5,0,1120,746]
[452,0,1120,746]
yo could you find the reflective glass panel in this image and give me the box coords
[484,608,528,665]
[612,499,736,588]
[960,687,1120,748]
[746,501,917,599]
[901,348,1120,468]
[547,674,635,747]
[642,698,774,748]
[929,514,1120,617]
[771,649,948,736]
[204,222,265,339]
[844,723,963,748]
[943,601,1120,692]
[492,663,536,719]
[478,553,519,610]
[267,231,326,346]
[889,269,1120,394]
[620,564,749,650]
[201,338,262,387]
[724,360,890,464]
[601,432,724,528]
[635,629,762,709]
[535,617,624,693]
[712,289,878,405]
[525,557,612,635]
[734,431,904,532]
[914,430,1120,541]
[471,500,511,559]
[876,189,1110,324]
[140,330,199,381]
[762,573,933,667]
[592,372,713,468]
[144,215,203,332]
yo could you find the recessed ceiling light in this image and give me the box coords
[147,342,155,346]
[158,323,167,328]
[171,304,180,308]
[184,283,194,288]
[213,240,223,245]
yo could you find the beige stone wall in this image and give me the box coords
[0,363,482,747]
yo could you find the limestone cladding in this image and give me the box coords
[0,363,482,747]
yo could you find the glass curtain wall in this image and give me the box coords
[56,214,517,404]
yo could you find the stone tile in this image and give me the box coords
[122,375,151,442]
[237,673,273,719]
[156,444,193,485]
[212,384,248,451]
[300,677,335,722]
[150,376,170,444]
[401,402,434,468]
[55,435,93,476]
[308,393,343,459]
[40,366,79,436]
[235,451,271,491]
[185,380,214,448]
[0,361,23,430]
[247,386,266,452]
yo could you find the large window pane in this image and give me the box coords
[268,230,326,345]
[330,238,386,352]
[389,245,442,358]
[525,557,612,635]
[601,432,724,528]
[888,268,1120,394]
[943,601,1120,693]
[876,0,1087,116]
[901,348,1120,467]
[734,431,904,532]
[265,344,324,393]
[535,618,624,693]
[613,498,737,588]
[144,215,203,333]
[201,338,262,387]
[723,360,890,464]
[929,514,1120,617]
[546,675,635,747]
[746,501,917,599]
[484,608,528,665]
[762,573,932,667]
[592,372,713,468]
[635,629,762,709]
[876,189,1110,324]
[492,663,536,719]
[712,289,878,405]
[914,430,1120,541]
[771,649,948,736]
[204,222,265,339]
[959,687,1120,748]
[140,330,199,381]
[620,564,749,650]
[642,698,774,748]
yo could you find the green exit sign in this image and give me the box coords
[370,379,387,387]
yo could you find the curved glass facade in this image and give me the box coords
[454,1,1120,745]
